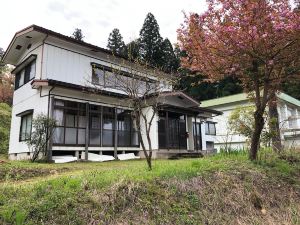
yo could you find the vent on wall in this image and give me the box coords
[16,45,22,50]
[26,36,32,39]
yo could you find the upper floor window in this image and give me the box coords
[19,112,33,141]
[92,67,116,88]
[15,60,36,90]
[91,64,158,94]
[205,122,216,135]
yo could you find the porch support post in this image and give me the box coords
[166,111,169,150]
[85,103,89,161]
[114,108,118,159]
[194,116,197,151]
[47,96,54,162]
[100,106,103,147]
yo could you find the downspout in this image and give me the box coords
[46,86,55,162]
[40,34,48,80]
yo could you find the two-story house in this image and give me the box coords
[3,25,221,160]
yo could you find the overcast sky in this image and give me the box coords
[1,0,207,51]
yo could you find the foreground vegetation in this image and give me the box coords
[0,150,299,225]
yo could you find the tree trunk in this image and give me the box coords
[145,155,152,170]
[249,110,265,160]
[135,110,152,170]
[268,95,282,152]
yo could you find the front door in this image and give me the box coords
[158,111,187,149]
[193,122,202,150]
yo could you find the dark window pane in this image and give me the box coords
[117,109,131,131]
[158,119,165,132]
[206,141,214,150]
[90,104,101,112]
[25,115,32,140]
[24,64,31,83]
[15,73,21,89]
[78,112,86,128]
[103,130,114,146]
[205,123,209,134]
[20,116,27,141]
[65,101,78,109]
[54,100,64,106]
[20,113,32,141]
[53,127,64,144]
[131,131,139,146]
[89,130,100,145]
[78,129,86,144]
[118,131,130,146]
[65,128,77,144]
[179,121,187,149]
[90,115,100,129]
[103,117,114,130]
[29,60,36,80]
[209,123,216,135]
[65,110,77,127]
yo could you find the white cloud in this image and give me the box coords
[0,0,207,50]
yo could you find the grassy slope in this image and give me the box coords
[0,151,299,225]
[0,103,11,155]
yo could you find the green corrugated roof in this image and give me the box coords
[278,93,300,107]
[201,92,300,108]
[201,93,248,107]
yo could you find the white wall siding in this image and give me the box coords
[140,107,159,151]
[207,99,300,150]
[9,86,49,154]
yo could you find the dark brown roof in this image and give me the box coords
[3,24,127,62]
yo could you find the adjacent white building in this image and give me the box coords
[3,25,221,160]
[201,93,300,151]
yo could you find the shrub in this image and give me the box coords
[26,114,56,162]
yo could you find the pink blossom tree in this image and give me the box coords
[178,0,300,160]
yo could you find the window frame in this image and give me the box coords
[91,63,157,93]
[15,59,37,90]
[52,99,140,148]
[53,100,87,146]
[205,122,216,135]
[19,113,33,142]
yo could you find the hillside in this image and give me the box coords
[0,103,11,155]
[0,151,299,225]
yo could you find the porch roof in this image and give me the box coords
[158,104,222,117]
[155,91,222,117]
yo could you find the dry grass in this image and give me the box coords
[0,151,299,225]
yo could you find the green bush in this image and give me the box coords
[0,103,11,154]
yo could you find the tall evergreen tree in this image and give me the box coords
[0,48,4,60]
[126,39,140,60]
[161,38,179,73]
[107,28,127,57]
[139,13,163,67]
[72,28,84,41]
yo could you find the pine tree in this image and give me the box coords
[107,28,126,57]
[126,39,140,60]
[0,48,4,60]
[139,13,163,67]
[72,28,84,41]
[161,38,179,73]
